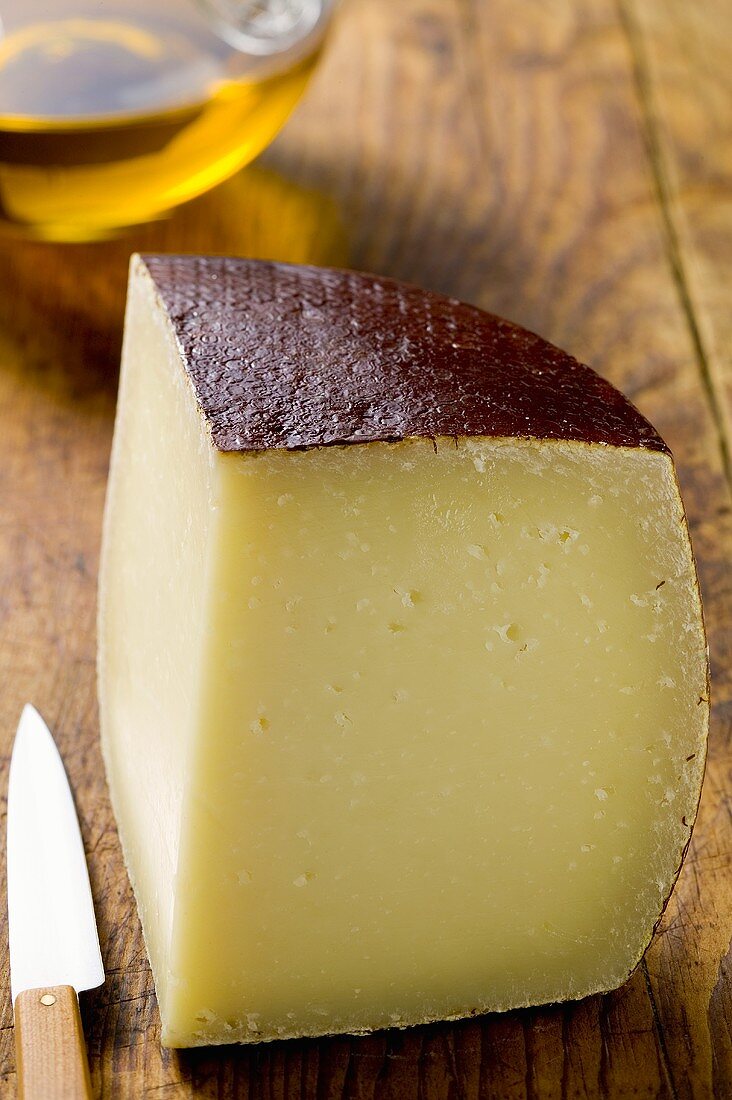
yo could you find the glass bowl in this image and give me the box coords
[0,0,335,240]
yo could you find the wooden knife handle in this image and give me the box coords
[14,986,93,1100]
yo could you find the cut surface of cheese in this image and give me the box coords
[98,255,708,1047]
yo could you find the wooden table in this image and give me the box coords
[0,1,730,1096]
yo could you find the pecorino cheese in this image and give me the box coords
[98,255,708,1047]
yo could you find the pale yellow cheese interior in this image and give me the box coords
[98,269,708,1047]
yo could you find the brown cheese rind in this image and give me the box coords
[138,254,668,455]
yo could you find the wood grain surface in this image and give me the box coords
[0,0,730,1096]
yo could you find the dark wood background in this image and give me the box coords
[0,0,730,1095]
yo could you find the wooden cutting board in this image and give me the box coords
[0,1,730,1096]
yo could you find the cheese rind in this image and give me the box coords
[139,253,666,453]
[98,257,708,1047]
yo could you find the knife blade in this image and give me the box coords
[7,704,104,1099]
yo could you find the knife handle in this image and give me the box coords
[14,986,93,1100]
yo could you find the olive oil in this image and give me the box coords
[0,2,322,240]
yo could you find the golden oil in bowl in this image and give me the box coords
[0,0,329,240]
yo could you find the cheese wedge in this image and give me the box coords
[98,255,708,1047]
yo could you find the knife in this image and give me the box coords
[7,705,104,1099]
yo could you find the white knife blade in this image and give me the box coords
[7,704,104,1006]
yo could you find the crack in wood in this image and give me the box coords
[642,959,680,1100]
[616,0,732,493]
